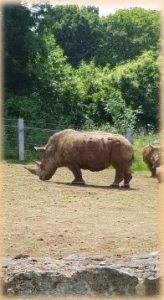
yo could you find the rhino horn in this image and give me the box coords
[24,167,40,176]
[34,146,46,154]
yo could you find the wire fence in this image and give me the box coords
[3,119,18,160]
[3,118,133,161]
[3,118,66,161]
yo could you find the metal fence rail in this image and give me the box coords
[3,118,62,161]
[3,118,133,161]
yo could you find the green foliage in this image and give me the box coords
[4,95,37,120]
[33,6,160,68]
[104,96,142,134]
[3,3,160,161]
[76,61,143,133]
[28,34,88,127]
[34,4,101,66]
[96,7,160,67]
[3,4,36,96]
[108,50,159,128]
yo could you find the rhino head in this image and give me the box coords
[25,145,57,180]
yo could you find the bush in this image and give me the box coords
[108,50,159,129]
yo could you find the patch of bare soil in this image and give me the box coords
[2,162,159,259]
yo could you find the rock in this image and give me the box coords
[2,252,160,296]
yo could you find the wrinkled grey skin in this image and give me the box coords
[25,129,134,188]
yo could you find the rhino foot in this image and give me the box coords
[109,184,120,189]
[71,180,85,185]
[120,184,130,189]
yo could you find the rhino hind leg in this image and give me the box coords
[120,162,133,188]
[109,168,124,188]
[68,164,85,185]
[122,170,132,188]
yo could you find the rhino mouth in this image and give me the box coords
[25,167,50,180]
[25,164,56,181]
[39,174,52,181]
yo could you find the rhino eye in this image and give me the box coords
[39,164,45,170]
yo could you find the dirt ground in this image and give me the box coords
[2,162,159,259]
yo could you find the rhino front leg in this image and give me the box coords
[67,164,85,185]
[150,167,156,178]
[110,168,124,188]
[147,162,156,177]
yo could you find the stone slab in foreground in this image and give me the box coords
[2,252,160,297]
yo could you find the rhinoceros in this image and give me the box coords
[25,129,134,188]
[143,140,162,177]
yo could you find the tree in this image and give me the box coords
[33,4,101,66]
[3,4,35,96]
[108,50,159,129]
[96,7,160,66]
[29,34,87,127]
[76,61,141,133]
[3,4,160,132]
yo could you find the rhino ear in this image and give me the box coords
[33,161,41,167]
[150,143,160,150]
[34,146,46,154]
[149,143,154,149]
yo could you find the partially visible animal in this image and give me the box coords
[143,140,162,177]
[25,129,134,188]
[156,165,164,183]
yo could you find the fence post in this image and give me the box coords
[18,118,24,161]
[125,128,133,143]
